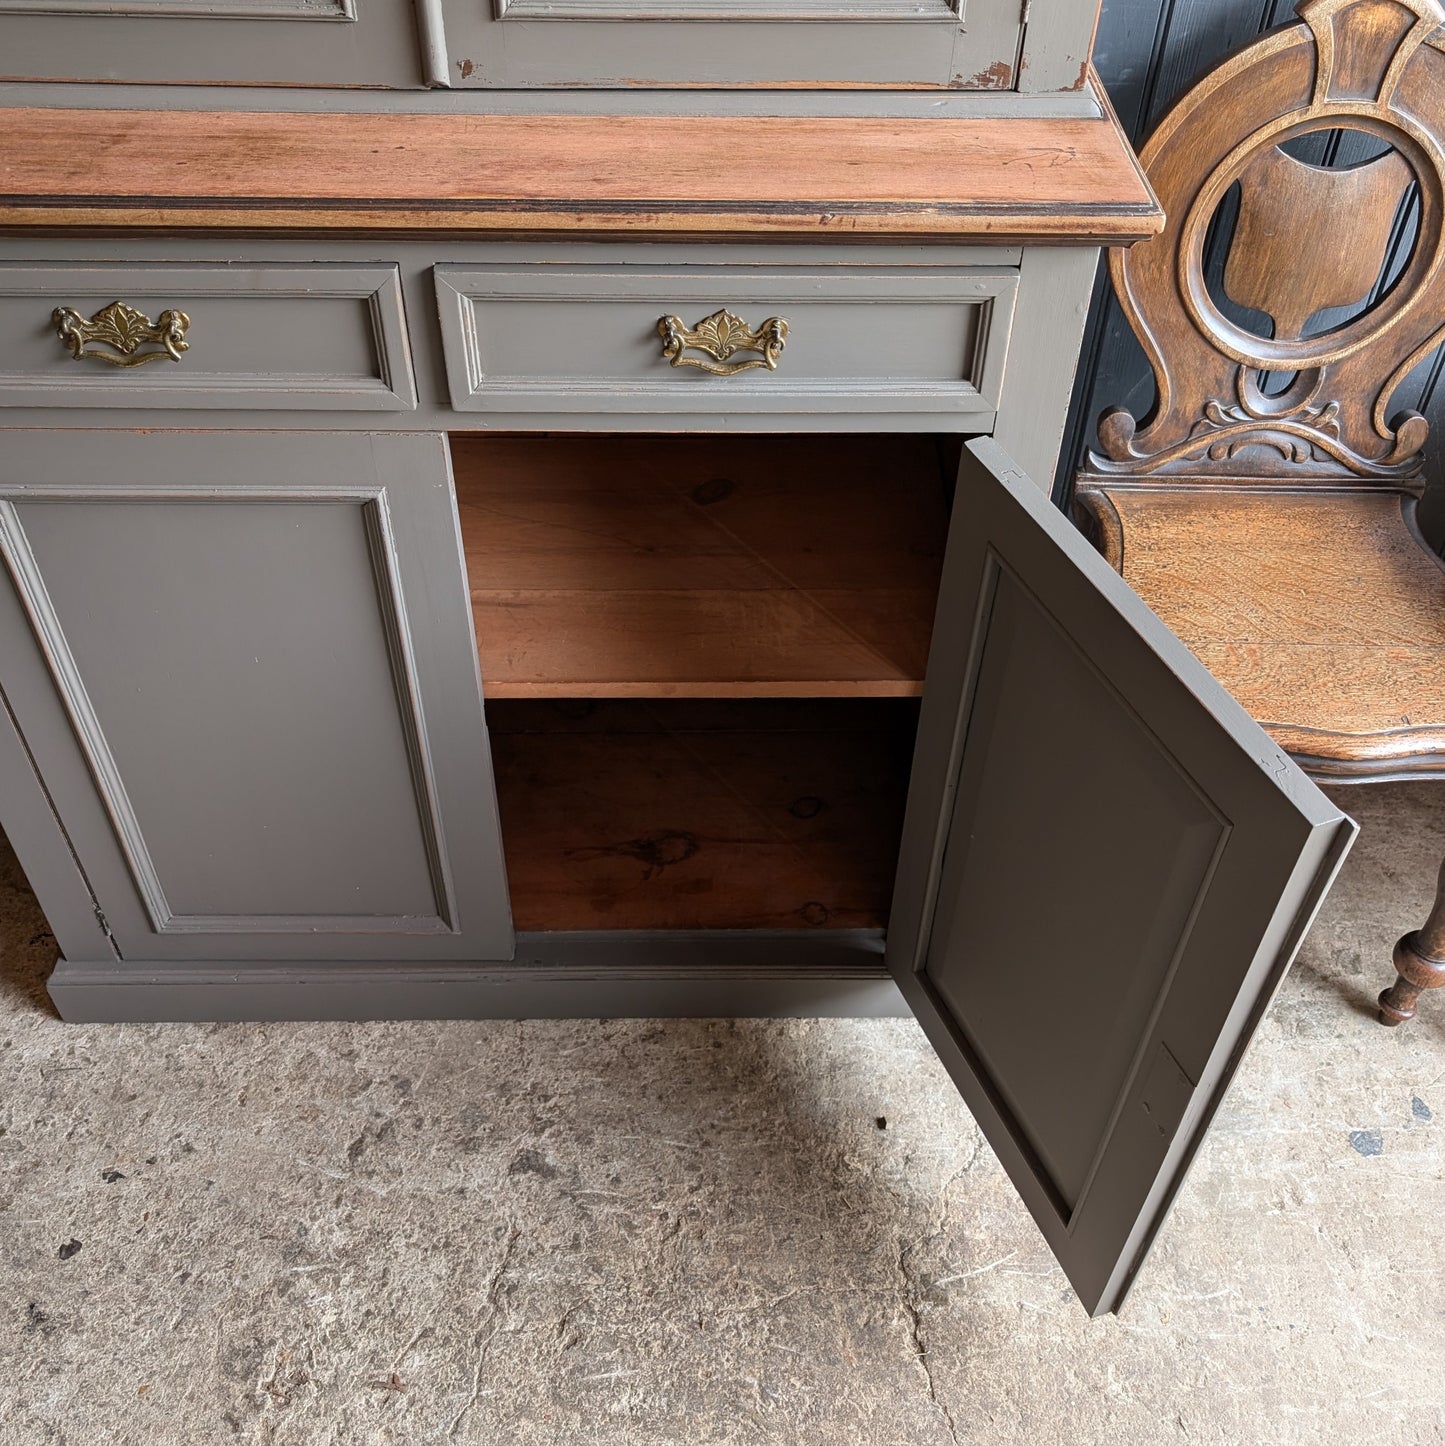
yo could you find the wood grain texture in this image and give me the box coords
[0,107,1162,241]
[454,433,950,698]
[489,698,916,931]
[1076,0,1445,1033]
[1380,853,1445,1022]
[1060,0,1445,503]
[1089,0,1445,482]
[1059,0,1303,498]
[1224,143,1415,340]
[1075,485,1445,773]
[1073,1,1445,778]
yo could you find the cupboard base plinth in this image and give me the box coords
[45,930,901,1022]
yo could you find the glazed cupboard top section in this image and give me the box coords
[0,0,1096,94]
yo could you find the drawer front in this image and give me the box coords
[435,264,1018,423]
[0,0,422,86]
[0,263,417,411]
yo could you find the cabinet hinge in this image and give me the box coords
[93,903,116,947]
[1020,0,1031,23]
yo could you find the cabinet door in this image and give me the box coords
[0,431,513,964]
[0,0,423,87]
[888,439,1356,1316]
[439,0,1025,89]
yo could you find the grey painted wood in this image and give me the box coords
[0,673,116,963]
[0,0,424,85]
[46,932,905,1020]
[0,263,417,411]
[415,0,451,83]
[0,0,354,14]
[0,238,1024,435]
[0,429,514,963]
[1017,0,1100,93]
[990,244,1099,488]
[437,0,1023,89]
[434,262,1017,421]
[0,77,1104,113]
[888,437,1356,1314]
[0,0,1107,94]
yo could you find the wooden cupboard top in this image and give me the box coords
[0,106,1162,242]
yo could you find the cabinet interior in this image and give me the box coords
[452,432,958,933]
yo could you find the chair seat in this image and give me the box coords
[1075,483,1445,780]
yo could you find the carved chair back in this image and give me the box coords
[1085,0,1445,492]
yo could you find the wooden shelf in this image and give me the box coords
[489,698,916,932]
[453,433,951,699]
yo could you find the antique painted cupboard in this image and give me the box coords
[0,0,1359,1312]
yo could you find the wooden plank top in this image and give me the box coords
[0,107,1161,242]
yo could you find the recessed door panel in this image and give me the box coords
[0,0,423,86]
[439,0,1024,89]
[889,438,1355,1315]
[0,431,513,963]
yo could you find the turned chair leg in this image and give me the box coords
[1379,852,1445,1026]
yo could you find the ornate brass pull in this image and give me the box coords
[52,301,191,367]
[657,309,788,376]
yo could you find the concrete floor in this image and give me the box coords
[2,785,1444,1445]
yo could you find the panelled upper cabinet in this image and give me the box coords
[0,431,514,964]
[890,440,1355,1315]
[0,0,426,87]
[0,0,1085,90]
[438,0,1028,89]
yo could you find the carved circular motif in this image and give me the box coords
[1178,106,1445,372]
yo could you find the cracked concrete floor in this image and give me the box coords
[3,783,1445,1445]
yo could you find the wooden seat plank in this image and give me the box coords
[1081,488,1445,773]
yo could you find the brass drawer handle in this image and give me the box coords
[657,309,788,376]
[53,301,191,367]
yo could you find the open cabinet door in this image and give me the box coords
[888,439,1357,1317]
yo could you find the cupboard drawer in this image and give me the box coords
[435,263,1018,423]
[0,263,417,411]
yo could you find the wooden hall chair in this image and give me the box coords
[1073,0,1445,1027]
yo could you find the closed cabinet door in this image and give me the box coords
[439,0,1025,88]
[0,0,424,87]
[0,431,514,964]
[888,439,1356,1315]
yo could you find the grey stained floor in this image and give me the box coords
[3,786,1445,1445]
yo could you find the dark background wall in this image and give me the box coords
[1063,0,1445,545]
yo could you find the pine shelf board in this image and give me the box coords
[454,433,951,699]
[489,698,915,931]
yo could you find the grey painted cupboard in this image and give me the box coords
[0,0,1084,92]
[0,0,1359,1313]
